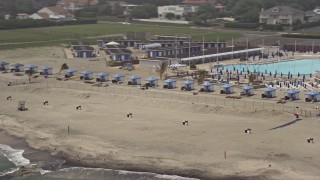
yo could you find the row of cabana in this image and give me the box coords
[0,61,53,75]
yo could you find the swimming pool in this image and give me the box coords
[222,59,320,75]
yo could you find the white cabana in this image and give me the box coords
[96,72,109,82]
[181,48,264,62]
[105,41,120,45]
[220,84,235,94]
[164,79,177,89]
[241,85,254,96]
[201,81,214,92]
[39,66,53,75]
[262,87,276,98]
[146,77,159,87]
[182,80,195,91]
[285,89,300,100]
[141,43,162,50]
[0,61,9,71]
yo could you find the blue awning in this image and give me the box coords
[64,69,77,73]
[286,89,300,94]
[113,74,125,78]
[201,81,214,86]
[0,61,9,65]
[183,80,194,85]
[39,66,52,70]
[128,75,141,80]
[305,91,320,96]
[97,72,108,77]
[262,87,276,92]
[164,79,176,83]
[242,85,254,90]
[81,70,93,75]
[146,77,158,81]
[221,84,234,88]
[25,64,38,69]
[11,63,24,67]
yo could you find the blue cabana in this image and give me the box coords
[0,61,9,71]
[64,69,77,77]
[164,79,177,89]
[241,85,254,96]
[285,89,300,100]
[262,87,276,98]
[201,81,214,92]
[24,64,38,74]
[220,84,234,94]
[305,91,320,102]
[39,66,52,75]
[112,74,125,82]
[128,75,141,85]
[146,77,159,87]
[10,63,24,72]
[96,72,109,82]
[81,70,93,80]
[182,80,195,91]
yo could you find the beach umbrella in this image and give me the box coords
[237,74,240,81]
[291,74,293,78]
[226,69,229,73]
[218,74,221,81]
[212,74,215,79]
[265,69,267,73]
[288,74,290,79]
[244,74,247,79]
[220,70,223,75]
[281,72,282,77]
[243,68,245,72]
[310,73,312,78]
[303,75,306,82]
[233,67,236,71]
[269,72,272,76]
[298,73,300,77]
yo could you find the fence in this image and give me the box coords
[0,76,41,85]
[45,80,320,118]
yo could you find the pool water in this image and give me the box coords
[222,59,320,75]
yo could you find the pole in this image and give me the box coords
[217,36,219,65]
[202,35,205,64]
[68,125,70,134]
[312,41,315,54]
[246,38,248,61]
[189,35,191,67]
[231,37,234,60]
[262,39,264,60]
[278,40,280,61]
[294,40,297,53]
[175,34,177,59]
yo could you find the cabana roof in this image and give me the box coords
[81,70,93,75]
[263,87,276,92]
[128,75,141,80]
[221,84,234,88]
[25,64,38,69]
[183,80,194,85]
[11,63,24,67]
[242,85,254,90]
[143,43,162,49]
[286,89,300,94]
[0,61,9,65]
[113,74,125,78]
[64,69,77,73]
[97,72,108,77]
[146,77,158,81]
[305,91,320,96]
[39,66,52,70]
[164,79,176,83]
[201,81,214,86]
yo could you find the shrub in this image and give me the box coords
[224,22,259,29]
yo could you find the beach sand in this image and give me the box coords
[0,47,320,179]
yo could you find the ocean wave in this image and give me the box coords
[0,167,19,177]
[57,167,200,180]
[0,144,30,167]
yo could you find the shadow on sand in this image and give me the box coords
[269,119,302,130]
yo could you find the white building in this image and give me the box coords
[16,13,29,20]
[259,6,305,25]
[158,5,197,20]
[29,13,50,20]
[37,6,74,21]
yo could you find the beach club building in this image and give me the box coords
[39,66,53,75]
[241,85,254,96]
[10,63,24,72]
[164,79,177,89]
[146,77,159,87]
[147,44,202,58]
[0,61,9,71]
[220,84,234,94]
[305,91,320,102]
[186,41,227,49]
[262,87,276,98]
[201,81,214,92]
[285,89,300,100]
[72,46,95,58]
[116,40,140,47]
[106,49,132,61]
[96,72,109,82]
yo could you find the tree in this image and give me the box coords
[197,69,208,84]
[97,4,112,16]
[155,61,167,80]
[112,2,123,16]
[130,4,157,19]
[59,63,69,74]
[192,3,216,25]
[165,12,175,20]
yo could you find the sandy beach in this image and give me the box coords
[1,47,320,179]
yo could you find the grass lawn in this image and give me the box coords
[0,22,242,49]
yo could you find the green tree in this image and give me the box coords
[192,3,216,25]
[197,69,208,84]
[112,2,123,16]
[165,12,175,19]
[130,4,157,19]
[97,4,112,16]
[59,63,69,74]
[15,0,34,14]
[155,61,167,80]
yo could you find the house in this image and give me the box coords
[305,7,320,22]
[147,44,203,58]
[158,5,198,20]
[16,13,29,20]
[57,0,99,11]
[37,6,74,21]
[259,6,305,25]
[182,0,226,12]
[29,13,50,20]
[72,46,95,58]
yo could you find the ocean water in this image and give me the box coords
[223,59,320,75]
[0,144,199,180]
